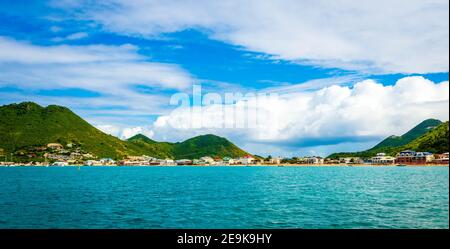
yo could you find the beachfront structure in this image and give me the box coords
[86,160,103,166]
[162,159,175,165]
[324,158,340,164]
[176,159,193,165]
[395,150,434,165]
[339,157,364,164]
[100,158,116,165]
[200,156,215,164]
[433,152,449,164]
[269,157,283,165]
[413,152,434,164]
[51,161,68,166]
[395,150,416,164]
[371,153,396,165]
[238,155,255,165]
[305,156,324,164]
[222,157,235,165]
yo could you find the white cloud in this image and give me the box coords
[149,76,449,156]
[96,124,122,137]
[54,0,449,74]
[0,36,194,115]
[94,124,154,140]
[120,126,154,139]
[0,36,141,64]
[51,32,89,42]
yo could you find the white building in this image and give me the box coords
[371,153,396,164]
[163,159,175,165]
[239,155,255,165]
[269,157,282,165]
[100,158,116,165]
[86,160,102,166]
[222,157,235,165]
[51,161,68,166]
[200,156,215,164]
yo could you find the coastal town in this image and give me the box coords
[0,142,448,167]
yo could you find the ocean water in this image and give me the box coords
[0,166,448,229]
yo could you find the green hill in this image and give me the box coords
[0,102,250,161]
[172,134,249,159]
[328,119,448,159]
[127,134,173,159]
[371,119,442,150]
[401,121,449,154]
[128,134,249,159]
[0,102,148,159]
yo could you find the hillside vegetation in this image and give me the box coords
[328,119,448,159]
[0,102,250,160]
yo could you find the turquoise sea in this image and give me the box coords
[0,166,448,228]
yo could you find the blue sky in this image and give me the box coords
[0,0,448,157]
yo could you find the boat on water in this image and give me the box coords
[396,164,407,167]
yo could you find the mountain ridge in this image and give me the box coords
[0,102,251,161]
[328,119,448,159]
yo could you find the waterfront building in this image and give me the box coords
[433,152,449,164]
[238,155,255,165]
[100,158,116,165]
[269,157,283,165]
[51,161,68,166]
[162,159,175,165]
[305,156,324,164]
[339,157,363,164]
[176,159,193,165]
[395,150,434,165]
[413,152,434,164]
[200,156,215,164]
[86,160,103,166]
[395,150,415,164]
[371,153,396,165]
[222,157,235,165]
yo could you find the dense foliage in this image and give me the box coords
[128,134,249,159]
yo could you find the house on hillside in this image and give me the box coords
[47,143,63,150]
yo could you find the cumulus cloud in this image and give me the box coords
[120,126,154,139]
[53,0,449,74]
[149,76,449,155]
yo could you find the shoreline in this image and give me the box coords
[0,164,448,167]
